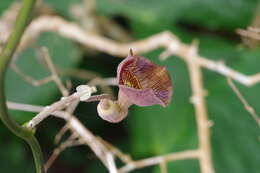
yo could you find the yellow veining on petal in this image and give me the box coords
[122,71,142,89]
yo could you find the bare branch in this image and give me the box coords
[58,68,115,97]
[7,102,202,173]
[88,77,117,86]
[39,47,69,96]
[27,92,81,128]
[12,15,260,87]
[11,63,53,86]
[7,101,118,171]
[159,161,168,173]
[10,47,69,96]
[54,124,70,144]
[237,28,260,41]
[106,152,118,173]
[2,5,259,172]
[98,138,133,164]
[227,78,260,128]
[119,150,200,173]
[26,85,97,129]
[44,133,82,171]
[186,41,214,173]
[7,101,45,112]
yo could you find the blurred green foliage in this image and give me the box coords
[0,0,260,173]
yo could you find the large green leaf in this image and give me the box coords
[6,32,82,122]
[1,32,82,172]
[126,31,260,173]
[44,0,81,18]
[0,0,15,15]
[97,0,259,30]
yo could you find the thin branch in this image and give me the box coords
[227,78,260,128]
[11,63,53,86]
[119,150,200,173]
[7,101,118,171]
[159,161,168,173]
[7,101,202,173]
[27,92,81,128]
[26,86,98,129]
[88,77,117,86]
[1,6,259,173]
[54,123,70,144]
[98,137,133,164]
[44,133,82,171]
[237,28,260,41]
[9,15,260,87]
[106,152,118,173]
[186,41,214,173]
[11,47,69,96]
[58,68,115,97]
[39,47,69,96]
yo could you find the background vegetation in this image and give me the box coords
[0,0,260,173]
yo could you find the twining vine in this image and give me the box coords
[0,0,44,173]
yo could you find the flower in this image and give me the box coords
[97,49,172,123]
[117,49,172,107]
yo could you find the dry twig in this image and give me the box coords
[185,41,214,173]
[237,27,260,41]
[7,101,118,172]
[1,3,260,172]
[44,133,83,171]
[118,150,200,173]
[1,14,260,86]
[227,78,260,128]
[7,102,202,173]
[10,47,69,96]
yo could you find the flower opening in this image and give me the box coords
[97,49,173,123]
[117,50,172,107]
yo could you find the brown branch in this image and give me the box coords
[58,68,115,98]
[44,133,82,171]
[7,101,202,173]
[159,161,168,173]
[7,101,118,172]
[26,85,98,129]
[10,47,69,96]
[237,27,260,41]
[186,41,214,173]
[39,47,69,96]
[54,123,70,144]
[11,16,258,87]
[118,150,200,173]
[227,78,260,128]
[2,6,259,172]
[11,63,53,86]
[98,137,133,164]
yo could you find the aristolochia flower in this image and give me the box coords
[97,50,172,123]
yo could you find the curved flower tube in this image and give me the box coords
[97,50,172,123]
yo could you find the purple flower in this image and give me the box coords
[97,50,173,123]
[117,50,172,107]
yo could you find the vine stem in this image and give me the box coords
[0,0,44,173]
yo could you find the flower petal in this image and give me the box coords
[119,85,165,106]
[117,53,172,106]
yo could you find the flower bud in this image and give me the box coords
[97,99,128,123]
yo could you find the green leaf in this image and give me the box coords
[44,0,81,18]
[6,32,82,123]
[97,0,258,31]
[127,32,260,173]
[0,0,15,15]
